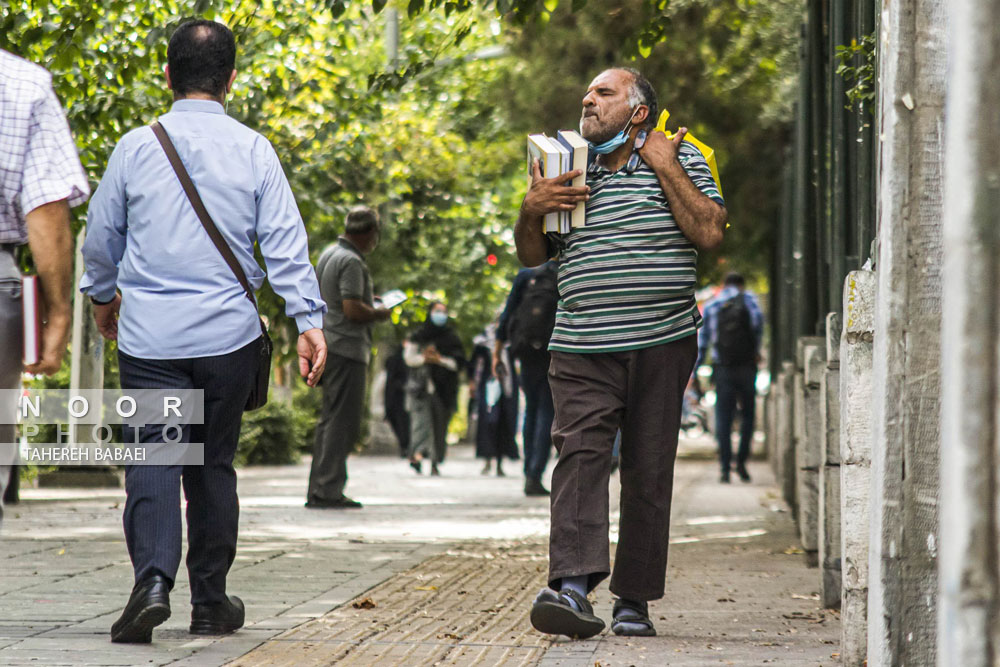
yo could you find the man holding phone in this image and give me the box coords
[306,205,391,509]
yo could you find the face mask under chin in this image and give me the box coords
[587,106,640,155]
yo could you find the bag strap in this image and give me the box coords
[149,121,260,313]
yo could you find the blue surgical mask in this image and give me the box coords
[430,312,448,327]
[587,106,640,155]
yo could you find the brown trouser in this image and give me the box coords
[547,335,697,601]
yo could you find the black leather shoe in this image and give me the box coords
[736,465,752,483]
[524,478,550,496]
[190,594,245,635]
[305,496,363,509]
[306,496,362,510]
[110,574,171,643]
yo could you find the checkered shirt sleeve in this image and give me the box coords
[0,51,89,244]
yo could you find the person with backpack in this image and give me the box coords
[697,272,764,483]
[495,260,559,497]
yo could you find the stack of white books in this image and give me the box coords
[526,130,588,233]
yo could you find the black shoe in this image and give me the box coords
[611,598,656,636]
[410,459,422,474]
[430,463,441,476]
[524,478,550,496]
[305,496,363,509]
[720,472,731,483]
[736,465,752,483]
[110,574,171,643]
[530,587,605,639]
[190,594,245,635]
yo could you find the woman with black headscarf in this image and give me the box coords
[404,302,466,475]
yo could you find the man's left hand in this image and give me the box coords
[298,328,327,387]
[638,127,687,174]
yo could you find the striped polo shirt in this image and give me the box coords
[548,142,724,354]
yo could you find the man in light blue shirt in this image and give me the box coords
[80,20,327,644]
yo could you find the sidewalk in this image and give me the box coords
[0,437,838,666]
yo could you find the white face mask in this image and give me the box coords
[430,312,448,327]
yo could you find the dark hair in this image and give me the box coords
[167,20,236,98]
[612,67,658,130]
[724,272,745,287]
[344,205,380,235]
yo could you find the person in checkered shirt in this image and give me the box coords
[0,49,90,526]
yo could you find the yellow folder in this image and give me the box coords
[654,109,723,199]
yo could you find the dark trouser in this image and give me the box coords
[307,353,367,503]
[0,248,21,528]
[714,365,757,473]
[408,392,450,464]
[519,354,553,481]
[385,390,410,456]
[118,338,257,605]
[547,335,697,602]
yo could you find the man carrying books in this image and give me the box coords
[516,67,727,638]
[0,50,90,529]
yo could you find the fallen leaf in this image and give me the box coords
[415,586,438,591]
[352,597,377,609]
[783,546,804,555]
[791,593,819,601]
[57,548,65,555]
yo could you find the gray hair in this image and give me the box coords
[613,67,658,130]
[344,205,380,235]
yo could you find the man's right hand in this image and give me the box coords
[298,328,327,387]
[520,159,589,218]
[24,308,71,376]
[93,293,122,341]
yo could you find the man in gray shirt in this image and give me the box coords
[306,206,391,509]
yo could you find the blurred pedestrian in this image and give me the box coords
[404,302,465,475]
[306,205,391,509]
[516,68,726,638]
[384,342,411,457]
[495,260,558,496]
[697,271,763,483]
[470,323,519,476]
[0,49,89,528]
[80,21,327,643]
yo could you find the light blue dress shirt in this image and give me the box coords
[80,99,326,359]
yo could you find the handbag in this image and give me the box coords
[150,121,272,411]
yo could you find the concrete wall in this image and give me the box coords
[795,337,825,566]
[937,0,1000,664]
[841,270,875,666]
[819,313,841,609]
[774,361,797,512]
[868,0,946,663]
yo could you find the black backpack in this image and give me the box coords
[508,264,559,359]
[715,293,756,366]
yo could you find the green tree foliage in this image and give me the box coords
[1,0,798,373]
[498,0,801,285]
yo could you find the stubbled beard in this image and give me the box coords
[580,108,631,143]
